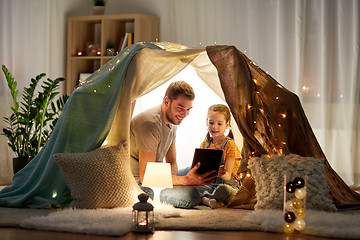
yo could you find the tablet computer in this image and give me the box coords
[191,148,223,175]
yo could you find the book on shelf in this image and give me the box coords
[127,33,134,46]
[119,32,134,52]
[120,33,128,51]
[117,35,125,52]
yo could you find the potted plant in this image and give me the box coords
[106,41,116,56]
[1,65,69,173]
[93,0,106,15]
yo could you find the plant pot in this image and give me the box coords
[92,6,105,15]
[106,48,116,56]
[13,157,32,174]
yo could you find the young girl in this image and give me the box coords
[196,104,241,209]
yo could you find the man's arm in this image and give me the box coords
[172,163,216,186]
[165,144,178,175]
[138,150,156,183]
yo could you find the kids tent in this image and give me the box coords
[0,42,359,209]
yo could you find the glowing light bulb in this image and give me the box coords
[294,219,306,231]
[295,188,307,199]
[292,198,303,209]
[302,86,309,91]
[52,192,57,198]
[295,207,306,219]
[285,200,295,211]
[93,89,97,93]
[284,222,295,234]
[281,113,287,118]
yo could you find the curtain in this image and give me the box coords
[166,0,360,186]
[0,0,68,184]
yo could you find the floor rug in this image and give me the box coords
[244,209,360,239]
[1,206,360,239]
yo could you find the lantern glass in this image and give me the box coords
[132,209,154,232]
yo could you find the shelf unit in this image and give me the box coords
[66,14,160,95]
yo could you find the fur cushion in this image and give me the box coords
[247,154,336,211]
[54,141,142,209]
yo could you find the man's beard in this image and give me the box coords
[165,103,181,125]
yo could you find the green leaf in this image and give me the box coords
[2,65,68,158]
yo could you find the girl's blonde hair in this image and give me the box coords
[205,104,234,142]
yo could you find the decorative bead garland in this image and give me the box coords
[283,176,307,234]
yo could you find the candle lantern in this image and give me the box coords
[132,193,154,233]
[75,49,84,56]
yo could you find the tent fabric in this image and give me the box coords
[0,42,359,209]
[0,42,204,208]
[206,45,360,207]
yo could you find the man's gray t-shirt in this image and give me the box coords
[130,105,176,181]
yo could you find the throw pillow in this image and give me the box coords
[247,154,336,211]
[54,140,142,209]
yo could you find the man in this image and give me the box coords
[130,81,215,208]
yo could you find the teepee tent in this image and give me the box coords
[0,42,359,209]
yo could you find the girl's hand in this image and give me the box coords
[218,165,226,176]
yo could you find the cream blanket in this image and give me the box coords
[1,206,360,239]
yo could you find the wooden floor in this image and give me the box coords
[0,228,347,240]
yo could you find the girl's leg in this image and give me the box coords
[200,196,225,209]
[212,184,237,204]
